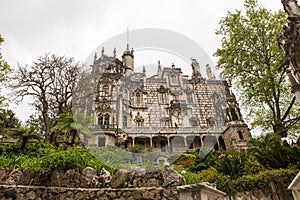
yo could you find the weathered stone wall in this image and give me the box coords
[228,190,272,200]
[0,166,228,200]
[0,185,176,200]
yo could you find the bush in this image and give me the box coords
[173,154,197,167]
[188,150,221,172]
[0,143,111,173]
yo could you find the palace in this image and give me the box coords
[79,45,251,152]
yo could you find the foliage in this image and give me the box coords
[188,149,221,172]
[0,109,20,134]
[214,0,299,137]
[248,133,300,169]
[0,35,11,107]
[173,153,197,168]
[230,168,297,194]
[179,166,297,195]
[214,151,248,179]
[0,142,110,173]
[51,113,92,147]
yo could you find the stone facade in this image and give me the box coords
[75,46,251,153]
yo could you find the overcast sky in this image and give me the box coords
[0,0,283,121]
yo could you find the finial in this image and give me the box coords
[113,48,116,58]
[126,44,129,51]
[102,47,104,56]
[126,27,129,50]
[143,66,146,73]
[131,48,134,54]
[172,63,175,69]
[94,52,97,61]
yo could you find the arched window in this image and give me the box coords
[98,114,103,125]
[123,116,127,127]
[104,113,110,125]
[230,107,238,121]
[103,85,109,97]
[238,130,244,140]
[136,92,141,105]
[159,92,167,104]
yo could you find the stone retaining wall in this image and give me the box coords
[0,184,179,200]
[0,167,226,200]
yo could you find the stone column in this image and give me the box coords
[167,137,170,152]
[184,137,187,148]
[216,136,220,150]
[150,137,153,148]
[132,137,135,146]
[200,136,204,148]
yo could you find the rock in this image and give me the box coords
[0,168,11,184]
[111,169,128,188]
[99,168,111,187]
[6,168,22,185]
[51,170,64,187]
[82,167,99,187]
[162,166,184,188]
[25,191,36,200]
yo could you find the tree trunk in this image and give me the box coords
[273,120,288,137]
[42,99,51,143]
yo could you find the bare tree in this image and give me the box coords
[10,54,81,143]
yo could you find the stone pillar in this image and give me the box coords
[216,136,220,150]
[167,137,170,152]
[118,95,123,129]
[200,136,204,148]
[184,137,187,148]
[150,137,153,148]
[132,137,135,146]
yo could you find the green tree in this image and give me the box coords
[214,0,299,137]
[0,35,12,107]
[248,133,300,169]
[51,113,92,146]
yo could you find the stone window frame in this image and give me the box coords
[102,85,109,97]
[98,112,110,126]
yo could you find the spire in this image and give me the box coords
[127,27,129,50]
[101,47,104,56]
[157,60,162,76]
[143,66,146,74]
[94,52,97,61]
[113,48,116,58]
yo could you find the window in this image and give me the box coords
[191,120,198,127]
[136,92,141,105]
[238,130,244,140]
[170,75,178,84]
[104,113,110,125]
[102,85,109,97]
[134,112,144,127]
[98,137,106,147]
[137,121,142,127]
[98,114,103,125]
[159,92,167,104]
[123,116,127,127]
[230,107,238,121]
